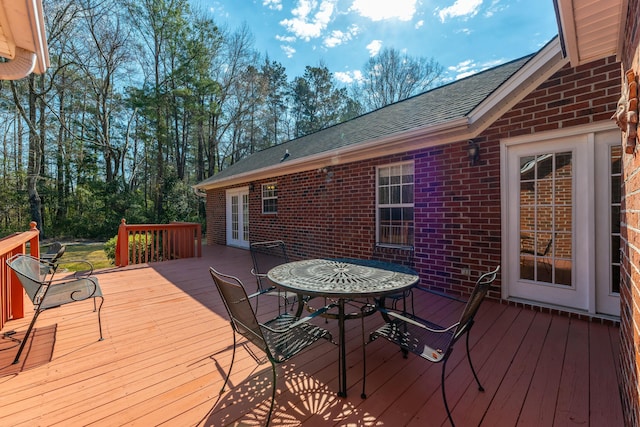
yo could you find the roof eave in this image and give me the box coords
[0,0,50,80]
[193,118,471,190]
[554,0,626,67]
[194,39,567,192]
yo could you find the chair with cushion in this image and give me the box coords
[210,267,333,426]
[361,265,500,426]
[249,240,295,313]
[6,254,104,364]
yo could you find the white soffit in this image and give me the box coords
[0,0,49,79]
[555,0,626,66]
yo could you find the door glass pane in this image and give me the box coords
[243,193,250,242]
[610,145,622,294]
[519,152,573,285]
[231,195,239,240]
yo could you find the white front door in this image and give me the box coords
[502,126,621,316]
[226,187,250,249]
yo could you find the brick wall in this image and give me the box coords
[206,55,619,302]
[619,0,640,423]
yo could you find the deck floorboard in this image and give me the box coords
[0,245,623,426]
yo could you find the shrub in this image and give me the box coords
[104,233,156,263]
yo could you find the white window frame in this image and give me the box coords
[376,161,414,248]
[262,182,278,214]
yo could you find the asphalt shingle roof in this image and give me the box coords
[199,53,533,186]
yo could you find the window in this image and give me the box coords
[262,183,278,214]
[377,162,414,247]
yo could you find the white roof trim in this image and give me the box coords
[469,38,568,126]
[0,0,49,79]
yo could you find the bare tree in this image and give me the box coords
[361,47,443,111]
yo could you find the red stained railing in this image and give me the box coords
[115,219,202,267]
[0,222,40,330]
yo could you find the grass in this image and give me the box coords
[45,242,113,272]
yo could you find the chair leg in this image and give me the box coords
[441,358,455,427]
[266,362,277,427]
[465,331,484,392]
[220,328,237,394]
[93,296,104,341]
[361,310,367,399]
[13,309,42,365]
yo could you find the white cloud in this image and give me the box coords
[275,34,297,43]
[485,0,506,18]
[350,0,417,22]
[437,0,483,23]
[279,0,337,41]
[281,45,297,58]
[415,20,424,29]
[335,70,364,84]
[447,57,505,79]
[323,25,359,48]
[263,0,282,11]
[366,40,383,56]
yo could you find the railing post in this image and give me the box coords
[196,223,202,257]
[28,221,40,259]
[115,219,129,267]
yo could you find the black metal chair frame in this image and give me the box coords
[249,240,295,314]
[209,267,334,426]
[39,242,66,275]
[361,265,500,427]
[371,249,417,314]
[5,254,104,365]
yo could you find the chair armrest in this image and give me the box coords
[371,304,459,334]
[51,260,94,280]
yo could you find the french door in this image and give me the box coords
[226,187,250,249]
[503,127,620,316]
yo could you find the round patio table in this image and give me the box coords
[267,258,419,397]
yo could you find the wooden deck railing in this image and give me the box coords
[0,222,40,330]
[115,219,202,267]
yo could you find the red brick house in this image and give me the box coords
[196,0,640,423]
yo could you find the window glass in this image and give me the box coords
[377,162,414,247]
[262,183,277,214]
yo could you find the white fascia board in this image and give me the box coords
[555,0,580,66]
[468,38,568,129]
[194,117,472,190]
[27,0,48,73]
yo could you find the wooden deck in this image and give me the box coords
[0,245,623,426]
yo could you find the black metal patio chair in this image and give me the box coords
[39,241,66,274]
[6,254,104,364]
[249,240,296,314]
[361,265,500,427]
[209,267,333,426]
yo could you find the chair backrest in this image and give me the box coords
[250,240,289,291]
[50,243,66,263]
[453,266,500,341]
[209,267,268,354]
[6,254,47,303]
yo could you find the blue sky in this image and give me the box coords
[195,0,559,84]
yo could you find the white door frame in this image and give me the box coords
[500,122,618,314]
[225,187,250,249]
[594,129,622,316]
